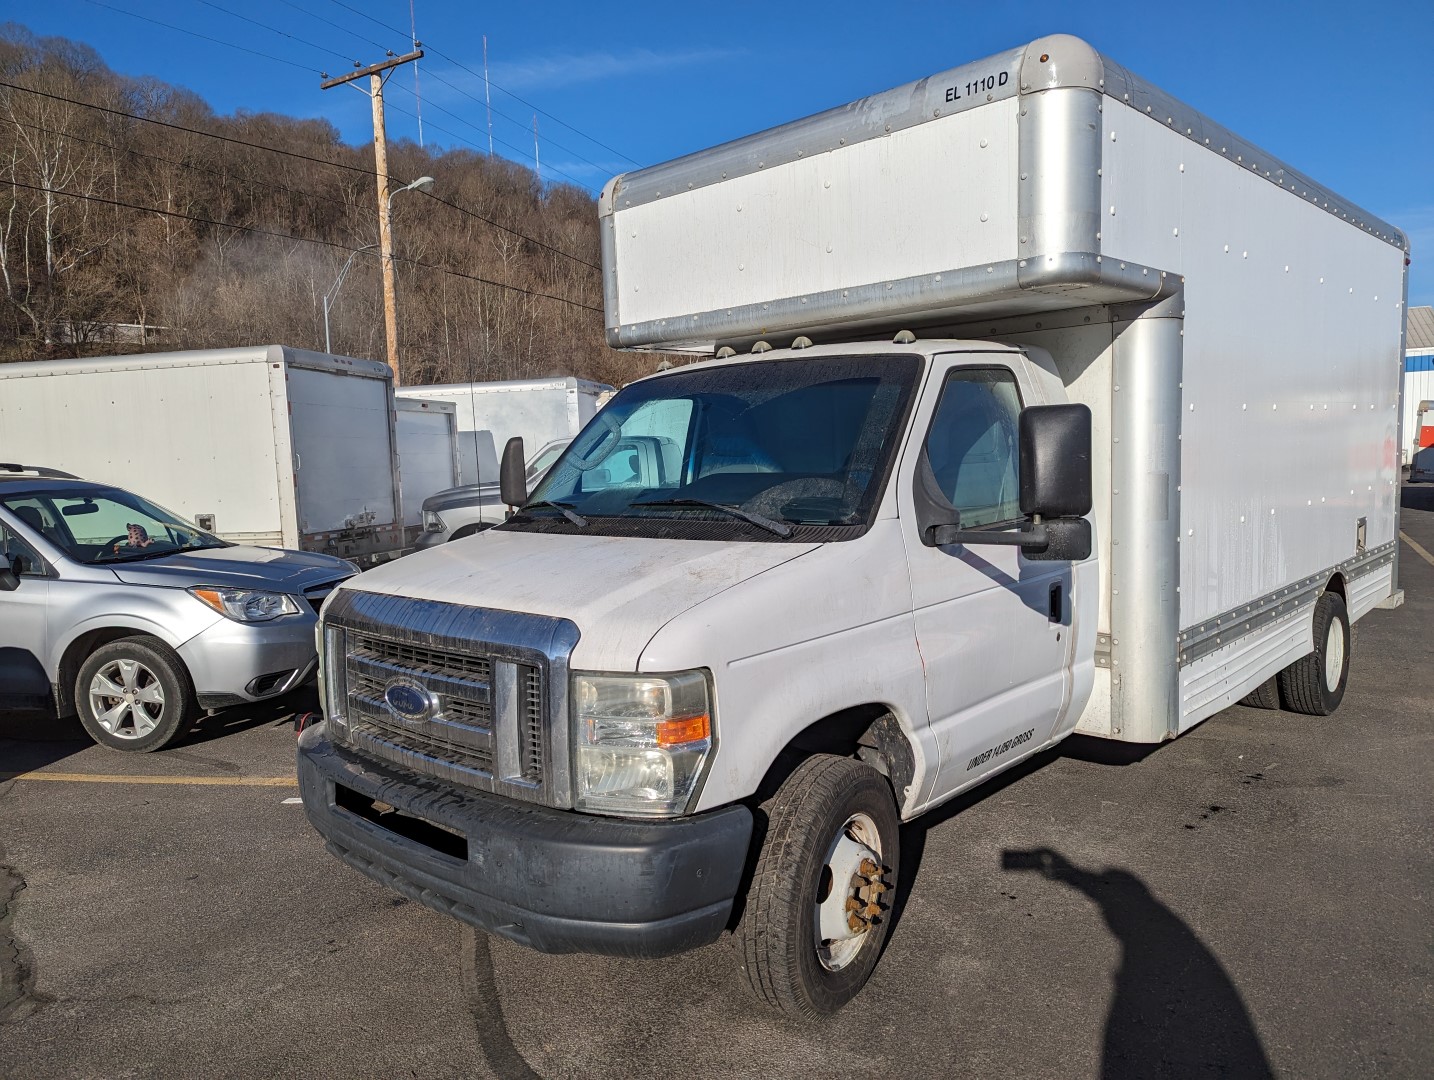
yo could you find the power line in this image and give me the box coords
[191,0,361,68]
[78,0,322,75]
[422,41,642,169]
[6,179,605,313]
[419,66,615,180]
[0,81,602,271]
[382,86,601,195]
[323,0,640,167]
[273,0,393,55]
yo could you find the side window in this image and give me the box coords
[0,523,47,577]
[925,368,1023,528]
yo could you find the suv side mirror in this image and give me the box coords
[499,436,527,509]
[0,561,18,591]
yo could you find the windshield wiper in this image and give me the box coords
[517,500,588,527]
[630,498,791,538]
[94,548,180,564]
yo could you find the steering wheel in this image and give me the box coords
[103,535,134,551]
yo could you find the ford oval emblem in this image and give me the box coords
[383,677,435,724]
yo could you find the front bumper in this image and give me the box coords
[178,612,318,705]
[298,725,753,957]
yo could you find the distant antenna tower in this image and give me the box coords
[410,0,423,147]
[483,36,494,158]
[533,115,541,184]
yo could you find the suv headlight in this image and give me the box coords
[573,670,714,817]
[422,509,445,532]
[189,586,301,622]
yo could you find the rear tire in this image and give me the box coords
[732,755,900,1017]
[1277,592,1350,716]
[75,637,197,752]
[1239,676,1281,710]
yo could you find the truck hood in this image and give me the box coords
[423,481,500,513]
[110,545,355,592]
[340,528,820,670]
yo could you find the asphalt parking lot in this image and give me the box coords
[3,491,1433,1080]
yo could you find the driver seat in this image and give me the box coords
[12,505,63,548]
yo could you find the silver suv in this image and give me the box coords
[0,465,356,752]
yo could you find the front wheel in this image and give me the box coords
[75,637,197,752]
[1277,592,1351,715]
[732,755,900,1016]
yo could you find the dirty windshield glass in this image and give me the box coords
[1,486,227,564]
[505,354,922,540]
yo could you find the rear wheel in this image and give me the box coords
[732,755,900,1016]
[1277,592,1350,716]
[1239,676,1281,710]
[76,637,197,752]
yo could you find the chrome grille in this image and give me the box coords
[321,589,578,808]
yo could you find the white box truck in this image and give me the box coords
[394,396,462,538]
[0,345,406,562]
[396,377,610,486]
[299,35,1409,1016]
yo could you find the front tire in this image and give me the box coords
[76,637,197,752]
[732,755,900,1016]
[1277,592,1350,716]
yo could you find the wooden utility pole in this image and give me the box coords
[320,50,423,385]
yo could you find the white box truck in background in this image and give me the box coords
[0,345,406,562]
[1402,305,1434,468]
[396,377,611,486]
[299,35,1409,1016]
[394,397,462,539]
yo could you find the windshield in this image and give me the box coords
[505,354,922,541]
[1,486,227,564]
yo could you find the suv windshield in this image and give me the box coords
[1,486,228,564]
[504,354,922,541]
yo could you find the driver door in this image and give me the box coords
[900,356,1074,807]
[0,517,53,702]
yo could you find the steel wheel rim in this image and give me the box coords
[1324,617,1345,692]
[89,658,165,740]
[813,811,887,972]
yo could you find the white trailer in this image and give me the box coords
[1402,306,1434,467]
[300,35,1409,1016]
[396,377,610,485]
[0,345,405,562]
[394,397,461,535]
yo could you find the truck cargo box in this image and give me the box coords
[397,377,611,484]
[601,33,1409,740]
[395,397,461,535]
[0,345,403,561]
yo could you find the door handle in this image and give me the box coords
[1048,581,1063,624]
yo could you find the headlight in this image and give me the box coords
[573,670,713,817]
[422,510,445,532]
[189,586,301,622]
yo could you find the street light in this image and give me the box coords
[388,174,435,210]
[322,243,378,355]
[322,177,435,359]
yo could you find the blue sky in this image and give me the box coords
[18,1,1434,305]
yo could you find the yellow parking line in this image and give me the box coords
[1401,531,1434,569]
[0,772,297,786]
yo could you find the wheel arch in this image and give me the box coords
[52,623,187,717]
[751,702,918,812]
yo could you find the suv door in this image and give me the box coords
[0,516,53,702]
[900,356,1074,807]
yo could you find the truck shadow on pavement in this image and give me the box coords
[886,743,1272,1079]
[1002,848,1274,1080]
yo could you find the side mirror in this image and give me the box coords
[499,436,527,508]
[0,567,18,592]
[919,402,1093,561]
[1020,403,1092,518]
